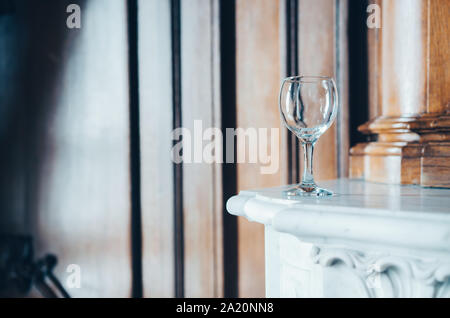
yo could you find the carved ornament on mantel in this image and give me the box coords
[310,246,450,298]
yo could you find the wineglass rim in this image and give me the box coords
[283,75,334,83]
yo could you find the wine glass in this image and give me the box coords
[279,76,339,197]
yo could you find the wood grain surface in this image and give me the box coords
[181,0,224,298]
[236,0,282,298]
[1,0,133,297]
[139,0,175,298]
[298,0,340,181]
[350,0,450,188]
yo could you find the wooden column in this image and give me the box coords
[350,0,450,188]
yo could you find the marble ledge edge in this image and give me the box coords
[226,191,450,256]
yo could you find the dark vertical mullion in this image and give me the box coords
[348,0,369,147]
[127,0,143,298]
[220,0,238,298]
[286,0,300,184]
[171,0,184,299]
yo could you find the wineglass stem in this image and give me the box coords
[301,142,315,186]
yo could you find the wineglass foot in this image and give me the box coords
[283,184,334,197]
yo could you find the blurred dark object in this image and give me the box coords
[0,235,33,295]
[0,235,70,298]
[0,0,15,15]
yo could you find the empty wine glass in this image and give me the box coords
[279,76,338,197]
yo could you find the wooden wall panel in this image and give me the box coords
[181,0,223,298]
[138,0,175,298]
[22,0,132,297]
[336,0,349,177]
[298,0,339,181]
[236,0,282,298]
[368,0,381,120]
[428,0,450,114]
[235,0,349,296]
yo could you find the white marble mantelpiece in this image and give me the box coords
[227,179,450,298]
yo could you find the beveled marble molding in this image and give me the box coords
[350,0,450,187]
[227,179,450,298]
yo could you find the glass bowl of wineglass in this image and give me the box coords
[279,76,339,197]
